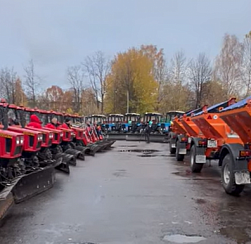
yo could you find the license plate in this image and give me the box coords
[235,171,251,185]
[171,144,176,148]
[179,149,186,154]
[195,155,206,163]
[207,140,217,148]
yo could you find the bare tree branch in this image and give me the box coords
[188,53,212,108]
[82,51,111,113]
[24,59,40,107]
[67,65,85,113]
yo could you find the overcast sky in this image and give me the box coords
[0,0,250,89]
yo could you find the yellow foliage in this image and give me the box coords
[66,108,73,114]
[104,47,158,114]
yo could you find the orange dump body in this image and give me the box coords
[219,99,251,145]
[180,114,202,137]
[172,117,187,135]
[191,113,241,146]
[191,99,242,158]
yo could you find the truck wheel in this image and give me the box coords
[169,141,176,154]
[221,154,245,196]
[176,141,184,161]
[190,145,203,173]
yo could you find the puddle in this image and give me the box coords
[118,149,159,153]
[219,227,251,244]
[119,145,137,147]
[138,154,171,158]
[195,198,206,204]
[163,234,206,243]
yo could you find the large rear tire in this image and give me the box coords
[190,145,203,173]
[176,141,185,161]
[221,154,245,196]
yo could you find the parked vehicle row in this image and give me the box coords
[0,99,115,221]
[170,96,251,196]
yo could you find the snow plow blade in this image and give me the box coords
[83,144,99,156]
[106,133,127,140]
[126,133,168,143]
[11,166,55,204]
[0,183,17,221]
[54,153,70,174]
[65,148,84,161]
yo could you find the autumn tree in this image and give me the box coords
[214,34,243,98]
[82,88,99,115]
[24,59,40,107]
[241,31,251,97]
[188,53,212,108]
[160,51,191,111]
[0,67,18,104]
[45,85,64,111]
[14,78,27,106]
[104,47,157,114]
[200,80,228,106]
[83,51,110,113]
[67,65,85,113]
[140,45,167,111]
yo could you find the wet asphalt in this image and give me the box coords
[1,141,251,244]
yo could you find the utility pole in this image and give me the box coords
[127,90,129,113]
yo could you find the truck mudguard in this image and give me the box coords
[219,143,247,171]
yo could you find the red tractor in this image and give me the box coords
[29,109,86,163]
[23,107,70,174]
[0,101,56,221]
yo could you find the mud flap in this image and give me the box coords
[11,166,55,204]
[54,153,70,174]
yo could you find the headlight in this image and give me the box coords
[60,132,63,137]
[38,135,43,141]
[16,137,20,145]
[20,136,24,144]
[49,133,53,139]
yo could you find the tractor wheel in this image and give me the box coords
[190,145,203,173]
[169,141,176,154]
[176,141,184,161]
[221,154,244,196]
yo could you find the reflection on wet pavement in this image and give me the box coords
[1,141,251,243]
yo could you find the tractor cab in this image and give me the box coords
[5,104,43,153]
[144,112,162,132]
[0,101,24,162]
[22,107,54,148]
[89,114,106,124]
[62,113,85,142]
[123,113,141,132]
[164,111,185,133]
[31,109,64,145]
[48,111,74,142]
[106,114,124,132]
